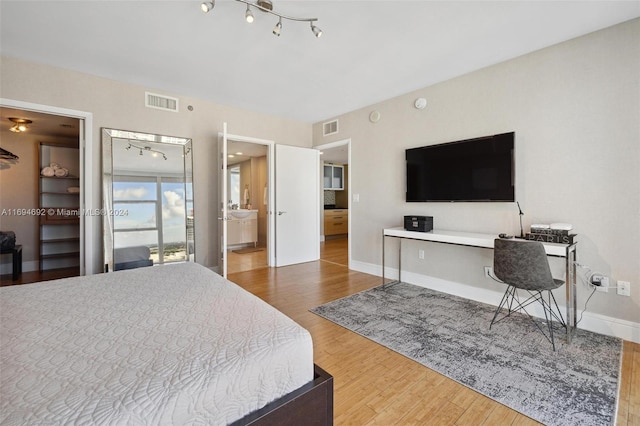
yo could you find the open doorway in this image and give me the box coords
[220,126,321,276]
[315,139,351,268]
[0,107,82,284]
[225,140,269,274]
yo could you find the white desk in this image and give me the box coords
[382,227,578,341]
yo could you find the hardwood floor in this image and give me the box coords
[226,234,348,274]
[230,238,640,425]
[0,267,79,286]
[227,246,268,274]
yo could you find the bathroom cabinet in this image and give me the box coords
[228,211,258,246]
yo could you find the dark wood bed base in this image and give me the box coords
[231,364,333,426]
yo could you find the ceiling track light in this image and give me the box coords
[273,17,282,37]
[8,117,32,133]
[126,143,168,160]
[311,22,322,38]
[200,0,322,38]
[201,1,215,13]
[245,4,254,23]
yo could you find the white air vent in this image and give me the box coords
[323,119,339,136]
[145,92,179,112]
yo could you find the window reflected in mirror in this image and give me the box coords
[102,129,194,272]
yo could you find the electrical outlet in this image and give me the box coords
[591,274,608,293]
[597,276,609,293]
[484,266,493,278]
[617,281,631,296]
[418,249,425,260]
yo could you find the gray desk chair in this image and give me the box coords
[490,238,567,350]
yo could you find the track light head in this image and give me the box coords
[245,5,254,23]
[200,1,215,13]
[273,18,282,36]
[311,22,322,38]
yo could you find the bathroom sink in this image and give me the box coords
[229,209,256,219]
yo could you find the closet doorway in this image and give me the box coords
[0,106,82,284]
[1,99,94,278]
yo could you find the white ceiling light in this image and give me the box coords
[273,17,282,37]
[201,1,215,13]
[245,4,254,23]
[201,0,322,38]
[8,117,32,133]
[311,22,322,38]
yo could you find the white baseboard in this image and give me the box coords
[0,260,38,276]
[350,259,640,344]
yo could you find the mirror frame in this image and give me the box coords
[101,128,194,272]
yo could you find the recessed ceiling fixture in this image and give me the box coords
[8,117,32,133]
[200,0,322,38]
[126,142,167,160]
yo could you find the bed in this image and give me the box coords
[0,263,332,425]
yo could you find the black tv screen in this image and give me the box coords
[406,132,515,202]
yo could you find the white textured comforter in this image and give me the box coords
[0,263,313,425]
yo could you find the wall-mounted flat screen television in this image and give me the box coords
[406,132,515,202]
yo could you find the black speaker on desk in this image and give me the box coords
[404,216,433,232]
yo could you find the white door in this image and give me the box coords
[275,144,320,266]
[218,123,229,277]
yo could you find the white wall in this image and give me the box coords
[312,19,640,327]
[0,56,312,271]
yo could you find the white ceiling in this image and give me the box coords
[1,1,638,124]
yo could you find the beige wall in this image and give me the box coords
[0,56,312,270]
[335,165,349,208]
[252,156,268,246]
[0,132,40,268]
[313,19,640,324]
[239,160,252,208]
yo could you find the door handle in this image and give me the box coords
[278,211,287,215]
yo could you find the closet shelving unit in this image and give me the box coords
[38,141,80,272]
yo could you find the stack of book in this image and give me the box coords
[525,223,576,244]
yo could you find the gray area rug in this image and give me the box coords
[310,282,622,426]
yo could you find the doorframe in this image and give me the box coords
[0,98,95,275]
[219,131,275,269]
[314,138,352,268]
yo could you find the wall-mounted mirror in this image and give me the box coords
[102,128,194,272]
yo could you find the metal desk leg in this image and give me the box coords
[382,230,386,287]
[382,232,401,289]
[565,244,577,342]
[398,238,402,284]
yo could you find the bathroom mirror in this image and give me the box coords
[102,128,194,272]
